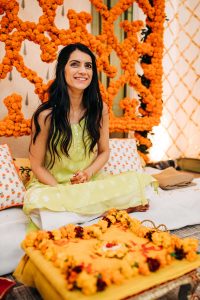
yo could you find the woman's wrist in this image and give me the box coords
[84,168,94,180]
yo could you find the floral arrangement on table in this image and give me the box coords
[0,0,165,161]
[22,209,199,295]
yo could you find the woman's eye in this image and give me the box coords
[85,63,92,69]
[70,62,79,67]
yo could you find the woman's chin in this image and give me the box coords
[68,84,89,92]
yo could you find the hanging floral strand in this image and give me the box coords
[21,0,25,9]
[25,92,29,106]
[8,71,12,81]
[61,4,65,16]
[23,41,27,55]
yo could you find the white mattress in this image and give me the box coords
[0,207,28,275]
[130,168,200,230]
[84,168,200,230]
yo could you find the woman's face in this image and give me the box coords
[65,49,93,91]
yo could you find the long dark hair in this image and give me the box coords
[31,43,103,168]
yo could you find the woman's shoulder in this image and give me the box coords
[37,108,52,125]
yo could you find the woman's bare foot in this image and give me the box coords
[125,203,149,213]
[100,203,149,218]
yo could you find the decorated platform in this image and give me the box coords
[14,209,200,300]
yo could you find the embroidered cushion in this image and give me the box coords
[103,138,143,175]
[0,144,26,210]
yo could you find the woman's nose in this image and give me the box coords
[78,64,87,73]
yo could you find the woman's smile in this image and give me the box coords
[74,76,88,81]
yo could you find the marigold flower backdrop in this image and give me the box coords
[0,0,198,162]
[0,0,166,161]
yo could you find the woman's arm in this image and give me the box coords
[71,102,110,184]
[29,109,58,186]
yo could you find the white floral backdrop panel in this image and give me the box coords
[149,0,200,161]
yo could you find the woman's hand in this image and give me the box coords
[70,170,91,184]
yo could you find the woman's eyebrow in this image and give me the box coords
[69,59,80,63]
[69,59,92,64]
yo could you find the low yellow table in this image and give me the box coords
[14,252,200,300]
[14,210,200,300]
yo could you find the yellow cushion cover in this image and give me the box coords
[14,209,200,300]
[14,248,200,300]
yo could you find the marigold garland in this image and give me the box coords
[22,209,199,295]
[0,94,31,136]
[0,0,165,160]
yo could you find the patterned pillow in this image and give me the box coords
[0,144,26,210]
[102,138,143,175]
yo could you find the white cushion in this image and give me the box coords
[0,144,25,210]
[0,207,28,275]
[103,138,143,175]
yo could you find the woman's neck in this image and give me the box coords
[68,88,83,109]
[67,88,85,123]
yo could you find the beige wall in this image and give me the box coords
[0,0,91,157]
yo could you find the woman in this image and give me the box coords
[24,43,155,230]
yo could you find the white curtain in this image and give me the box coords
[149,0,200,161]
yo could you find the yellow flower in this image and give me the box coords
[76,271,97,295]
[22,231,38,248]
[43,244,57,261]
[94,241,128,258]
[151,232,172,248]
[51,229,62,240]
[65,224,76,239]
[129,218,142,234]
[138,262,151,275]
[87,225,102,239]
[182,238,198,253]
[186,251,197,262]
[120,260,136,279]
[111,270,124,285]
[97,219,108,232]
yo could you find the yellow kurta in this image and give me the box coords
[24,119,155,216]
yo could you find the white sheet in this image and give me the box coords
[30,209,101,231]
[34,169,200,231]
[0,208,28,275]
[130,177,200,230]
